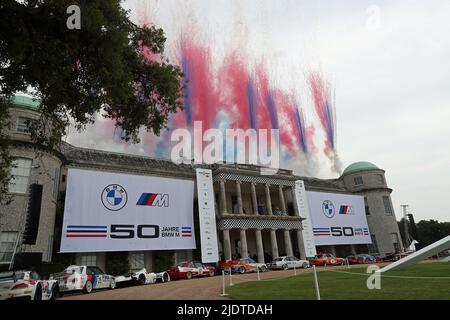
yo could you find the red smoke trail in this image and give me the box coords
[308,72,336,157]
[253,64,274,131]
[180,35,220,132]
[272,90,300,156]
[218,52,252,130]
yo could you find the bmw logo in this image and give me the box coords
[322,200,335,218]
[101,184,128,211]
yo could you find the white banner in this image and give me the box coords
[60,168,196,253]
[196,169,219,263]
[306,191,372,246]
[294,180,317,258]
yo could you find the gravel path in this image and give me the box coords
[61,263,385,300]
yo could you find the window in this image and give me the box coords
[391,233,401,253]
[383,196,393,215]
[0,232,18,264]
[129,252,145,270]
[16,117,35,133]
[377,174,385,185]
[367,234,379,255]
[80,253,97,266]
[354,176,363,186]
[364,197,370,215]
[8,158,32,194]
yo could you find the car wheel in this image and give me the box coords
[302,262,309,269]
[260,265,268,272]
[110,279,116,289]
[186,271,193,280]
[138,274,146,285]
[83,281,93,294]
[209,269,215,277]
[50,284,59,300]
[164,273,171,282]
[33,285,42,300]
[282,264,288,271]
[239,267,246,274]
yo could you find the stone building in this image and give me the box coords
[0,96,404,271]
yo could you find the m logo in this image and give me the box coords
[137,193,169,207]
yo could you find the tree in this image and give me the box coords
[0,0,184,204]
[415,219,450,248]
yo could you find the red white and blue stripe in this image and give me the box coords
[65,225,108,238]
[313,227,330,236]
[181,227,192,237]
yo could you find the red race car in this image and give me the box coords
[347,254,381,264]
[166,261,216,280]
[311,253,345,266]
[218,258,268,274]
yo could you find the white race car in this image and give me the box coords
[50,265,115,295]
[115,268,170,286]
[0,270,58,300]
[267,256,310,270]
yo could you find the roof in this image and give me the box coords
[342,161,379,175]
[12,95,40,109]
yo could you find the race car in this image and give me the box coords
[0,270,58,300]
[267,256,310,270]
[115,268,170,286]
[166,261,216,280]
[219,258,269,274]
[50,265,116,295]
[310,253,345,266]
[347,254,380,264]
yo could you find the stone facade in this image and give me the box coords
[0,98,404,270]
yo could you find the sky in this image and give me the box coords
[67,0,450,223]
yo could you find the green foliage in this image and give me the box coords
[0,100,13,206]
[153,251,175,272]
[399,218,450,249]
[105,252,130,275]
[0,0,185,203]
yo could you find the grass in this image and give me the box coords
[227,262,450,300]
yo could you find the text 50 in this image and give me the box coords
[110,225,160,239]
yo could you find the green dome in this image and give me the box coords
[342,161,379,175]
[12,95,40,109]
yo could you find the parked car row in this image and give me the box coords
[1,252,388,299]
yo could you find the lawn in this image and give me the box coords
[227,262,450,300]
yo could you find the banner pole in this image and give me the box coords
[294,264,297,276]
[257,266,260,280]
[312,265,321,300]
[220,270,228,296]
[229,267,233,286]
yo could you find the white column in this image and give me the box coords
[351,245,357,255]
[270,229,279,259]
[265,184,273,215]
[296,230,306,260]
[219,180,227,215]
[251,182,258,215]
[291,186,300,216]
[278,185,287,215]
[255,229,265,263]
[284,230,293,257]
[240,229,249,259]
[236,181,244,214]
[223,229,232,260]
